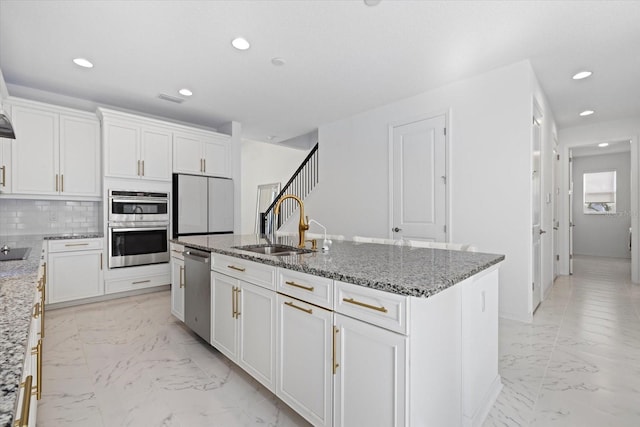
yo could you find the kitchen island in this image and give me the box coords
[173,234,505,427]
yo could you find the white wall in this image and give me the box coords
[572,152,631,258]
[558,117,640,280]
[305,60,544,322]
[240,139,309,234]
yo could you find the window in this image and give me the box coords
[583,170,616,214]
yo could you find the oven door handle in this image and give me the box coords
[111,227,167,233]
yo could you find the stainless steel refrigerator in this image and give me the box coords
[172,174,234,237]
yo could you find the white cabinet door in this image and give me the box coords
[11,106,59,194]
[170,256,185,321]
[0,137,11,194]
[211,272,238,360]
[276,294,333,427]
[237,281,276,392]
[202,135,230,177]
[48,250,103,303]
[104,121,140,179]
[461,268,500,426]
[59,114,100,196]
[140,127,172,181]
[333,313,407,427]
[173,133,203,175]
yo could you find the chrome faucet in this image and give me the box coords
[274,194,310,248]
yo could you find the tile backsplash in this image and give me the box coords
[0,199,101,236]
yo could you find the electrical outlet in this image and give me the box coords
[49,211,58,222]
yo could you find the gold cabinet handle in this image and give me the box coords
[284,300,312,314]
[43,262,46,286]
[64,243,90,247]
[61,174,64,192]
[227,265,245,272]
[171,249,183,255]
[31,339,42,400]
[141,160,145,176]
[100,253,103,270]
[40,284,45,338]
[132,279,151,285]
[200,158,203,173]
[231,286,237,318]
[342,297,388,313]
[55,173,59,191]
[235,287,241,318]
[333,326,340,375]
[14,375,32,427]
[179,265,184,288]
[1,165,6,187]
[137,160,141,176]
[285,280,314,292]
[203,158,206,173]
[32,302,40,319]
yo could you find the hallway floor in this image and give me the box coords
[37,255,640,426]
[484,255,640,426]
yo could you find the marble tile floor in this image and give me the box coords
[38,255,640,426]
[37,291,310,427]
[484,255,640,427]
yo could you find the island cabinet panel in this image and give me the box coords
[276,294,333,427]
[210,271,276,392]
[170,244,185,321]
[461,266,501,427]
[278,268,333,310]
[333,313,407,427]
[334,280,409,335]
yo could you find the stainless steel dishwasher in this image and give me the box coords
[183,247,211,342]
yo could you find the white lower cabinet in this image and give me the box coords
[333,313,407,427]
[211,272,276,392]
[276,294,333,427]
[47,238,104,304]
[170,255,185,321]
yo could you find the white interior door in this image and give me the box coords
[390,115,446,241]
[532,117,542,312]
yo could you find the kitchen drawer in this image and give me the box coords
[211,253,276,290]
[334,280,409,335]
[277,268,333,310]
[105,273,169,294]
[170,243,185,261]
[48,238,103,252]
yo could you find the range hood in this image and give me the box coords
[0,110,16,139]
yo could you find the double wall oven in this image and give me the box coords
[107,190,170,268]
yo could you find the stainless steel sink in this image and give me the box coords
[233,244,313,256]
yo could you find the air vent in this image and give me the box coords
[158,93,185,104]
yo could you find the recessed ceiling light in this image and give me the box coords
[231,37,250,51]
[178,88,193,97]
[73,58,93,68]
[598,142,609,147]
[579,110,595,116]
[271,57,286,66]
[572,71,592,80]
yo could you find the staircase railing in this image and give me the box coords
[260,143,319,234]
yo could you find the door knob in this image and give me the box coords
[539,229,547,235]
[392,227,402,232]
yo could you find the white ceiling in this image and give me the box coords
[1,0,639,143]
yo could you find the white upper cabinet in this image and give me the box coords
[101,109,172,182]
[174,131,230,178]
[9,99,100,198]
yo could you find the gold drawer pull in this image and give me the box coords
[285,301,312,314]
[171,249,183,255]
[342,297,388,313]
[64,243,90,247]
[227,265,246,272]
[333,326,339,375]
[132,279,151,285]
[14,375,33,427]
[32,302,40,319]
[285,280,314,292]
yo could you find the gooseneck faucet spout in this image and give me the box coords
[274,194,309,248]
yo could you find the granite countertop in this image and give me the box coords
[0,235,44,427]
[173,234,505,298]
